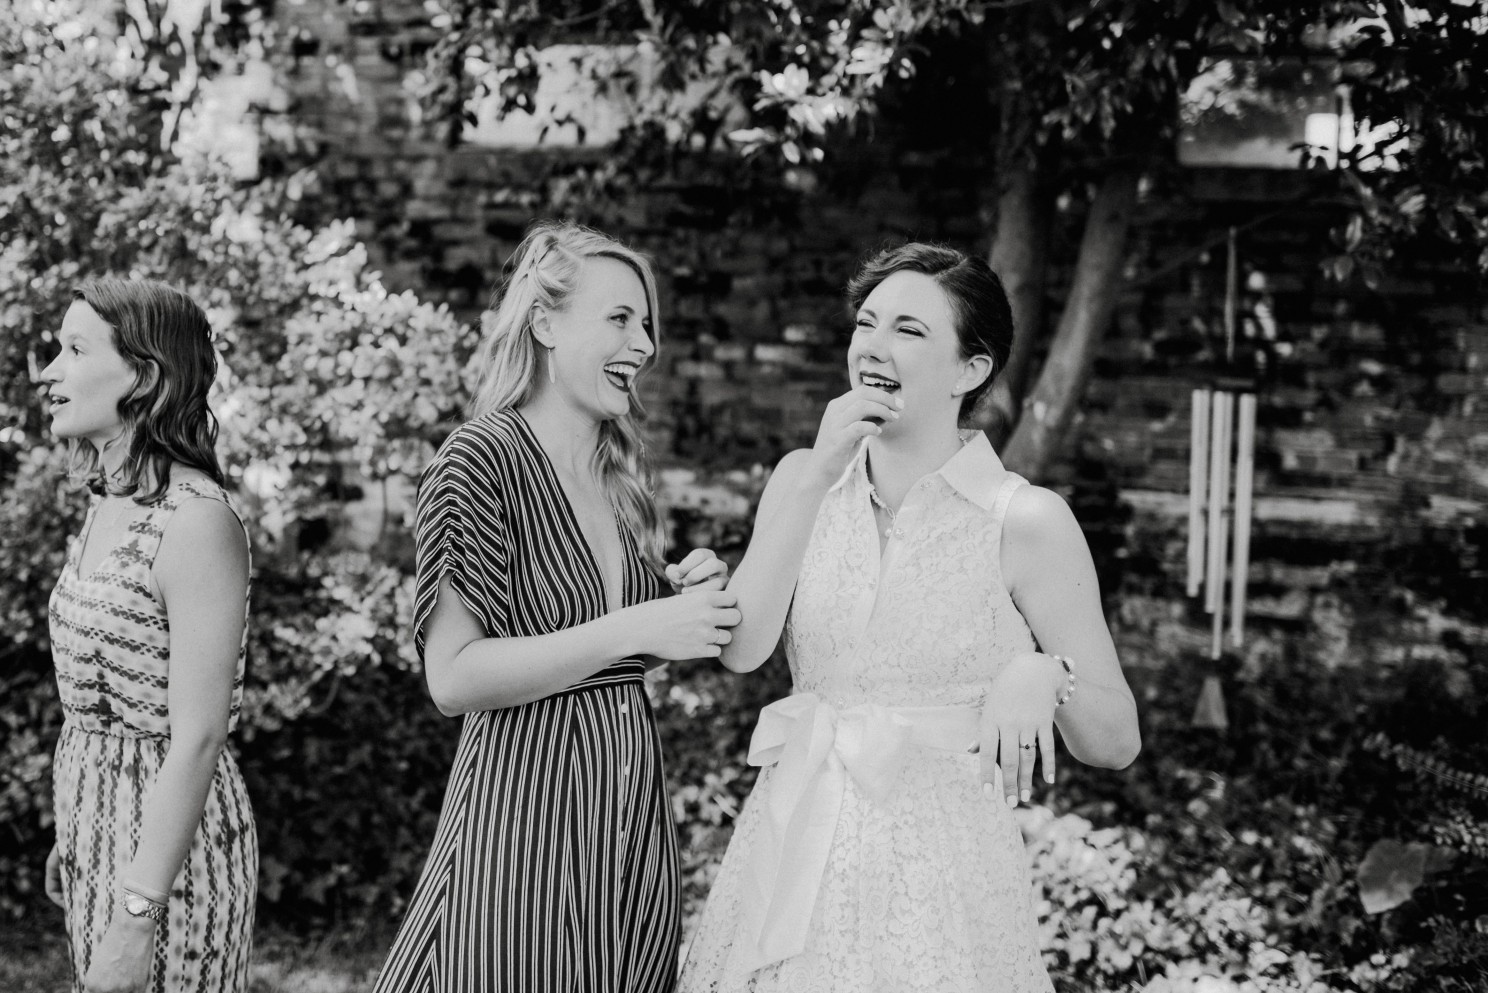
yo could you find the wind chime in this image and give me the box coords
[1186,228,1258,731]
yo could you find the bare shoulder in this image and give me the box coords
[750,448,826,521]
[157,497,249,577]
[760,447,827,497]
[1001,481,1099,599]
[770,448,817,484]
[1004,482,1082,543]
[164,496,245,538]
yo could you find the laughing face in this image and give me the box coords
[541,255,654,422]
[40,301,136,453]
[848,270,987,429]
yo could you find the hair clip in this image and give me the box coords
[511,239,557,290]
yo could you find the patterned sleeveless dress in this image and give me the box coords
[680,433,1054,993]
[375,409,679,993]
[49,477,257,993]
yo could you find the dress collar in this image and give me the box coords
[829,430,1007,510]
[937,430,1007,510]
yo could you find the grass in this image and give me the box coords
[0,921,70,993]
[247,928,388,993]
[0,919,391,993]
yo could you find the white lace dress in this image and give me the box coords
[679,434,1054,993]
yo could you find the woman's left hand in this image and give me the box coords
[81,914,155,993]
[666,548,729,594]
[978,651,1068,809]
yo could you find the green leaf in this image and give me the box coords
[1357,839,1428,914]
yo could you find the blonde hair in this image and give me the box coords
[471,220,666,575]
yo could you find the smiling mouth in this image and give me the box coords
[603,363,638,391]
[860,372,901,393]
[48,395,70,412]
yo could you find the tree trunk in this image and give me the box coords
[981,162,1054,447]
[1001,169,1140,481]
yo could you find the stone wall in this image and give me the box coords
[267,0,1487,668]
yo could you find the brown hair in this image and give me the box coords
[846,243,1015,422]
[68,278,224,503]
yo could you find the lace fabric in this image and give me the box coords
[680,439,1054,993]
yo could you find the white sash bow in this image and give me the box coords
[731,692,981,974]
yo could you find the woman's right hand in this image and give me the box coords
[805,385,903,485]
[626,589,741,660]
[45,843,64,908]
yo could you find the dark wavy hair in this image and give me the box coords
[67,278,225,503]
[846,242,1015,422]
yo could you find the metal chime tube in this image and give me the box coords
[1204,392,1232,613]
[1229,393,1257,646]
[1187,389,1211,598]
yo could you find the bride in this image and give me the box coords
[678,242,1141,992]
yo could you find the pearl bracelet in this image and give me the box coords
[1048,654,1076,707]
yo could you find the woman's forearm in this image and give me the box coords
[121,730,227,900]
[719,458,831,673]
[1053,674,1141,769]
[428,610,640,715]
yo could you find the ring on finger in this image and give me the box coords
[1019,742,1035,751]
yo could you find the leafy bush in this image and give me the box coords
[1023,605,1487,993]
[1025,805,1348,993]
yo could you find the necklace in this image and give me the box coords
[867,484,905,539]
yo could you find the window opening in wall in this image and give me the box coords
[1179,55,1402,172]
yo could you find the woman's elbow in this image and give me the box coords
[1108,731,1142,770]
[424,661,469,718]
[1097,725,1142,770]
[427,681,470,718]
[717,642,769,674]
[716,653,750,674]
[170,724,229,762]
[1070,721,1141,771]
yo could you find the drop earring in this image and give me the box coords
[547,346,556,384]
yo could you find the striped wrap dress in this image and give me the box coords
[375,408,680,993]
[49,477,257,993]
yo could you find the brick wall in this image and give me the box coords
[270,0,1488,666]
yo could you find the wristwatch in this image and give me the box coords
[121,889,168,925]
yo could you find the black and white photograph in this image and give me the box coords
[1,1,1484,991]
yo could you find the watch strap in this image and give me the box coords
[121,888,168,925]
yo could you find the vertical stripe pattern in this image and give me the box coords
[48,479,257,993]
[375,409,679,993]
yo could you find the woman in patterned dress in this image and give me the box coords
[374,221,740,993]
[40,278,256,993]
[680,243,1143,992]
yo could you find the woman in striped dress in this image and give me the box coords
[375,221,740,993]
[41,278,256,993]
